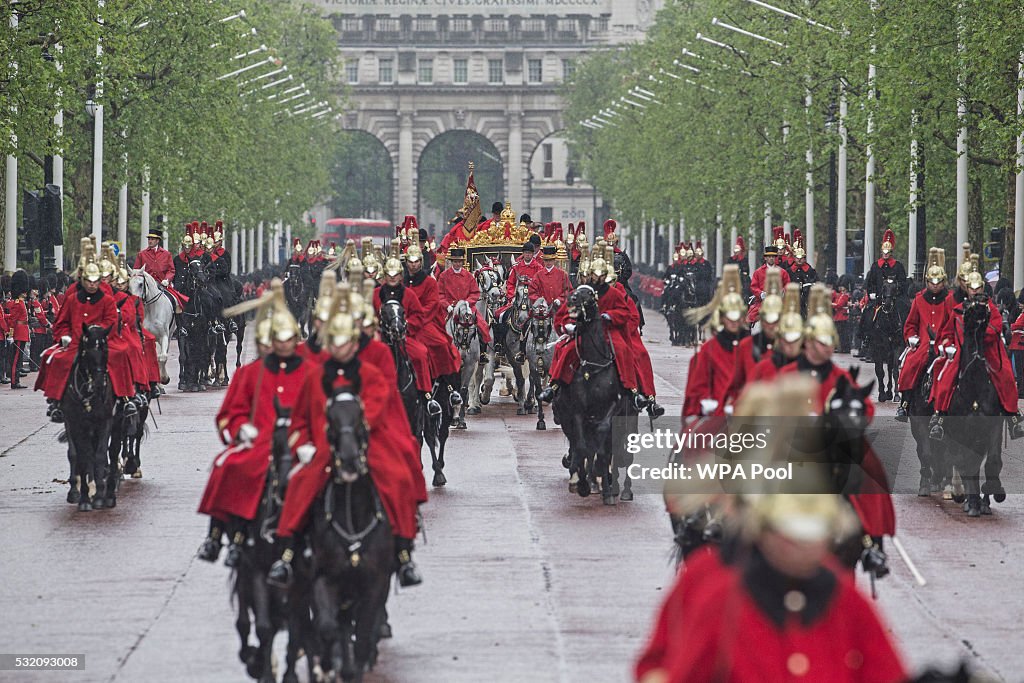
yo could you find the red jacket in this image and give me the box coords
[1011,310,1024,351]
[277,359,422,539]
[638,546,906,683]
[437,266,481,310]
[897,289,953,391]
[197,355,312,522]
[747,265,790,323]
[683,331,742,417]
[726,333,772,405]
[528,264,573,307]
[8,297,30,342]
[134,247,176,283]
[504,256,544,300]
[832,292,850,322]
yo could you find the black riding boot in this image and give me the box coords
[538,381,561,404]
[197,519,224,562]
[267,539,295,589]
[446,377,463,407]
[646,395,665,418]
[1008,413,1024,440]
[632,390,650,411]
[425,392,442,417]
[895,393,909,422]
[47,398,64,423]
[395,537,422,587]
[928,412,945,440]
[224,529,245,568]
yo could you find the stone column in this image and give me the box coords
[231,230,239,275]
[508,111,523,211]
[398,112,414,216]
[256,221,264,270]
[247,227,255,272]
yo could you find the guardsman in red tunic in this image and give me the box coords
[750,283,804,383]
[112,268,152,396]
[895,248,953,420]
[682,266,747,418]
[36,248,136,422]
[636,494,907,683]
[928,270,1024,441]
[438,246,492,344]
[747,244,791,325]
[8,270,30,389]
[133,226,176,285]
[777,285,895,540]
[528,244,573,311]
[196,288,311,567]
[267,306,424,588]
[288,238,305,265]
[373,253,439,407]
[727,269,783,407]
[403,241,462,401]
[540,249,642,408]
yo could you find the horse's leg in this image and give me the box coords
[312,576,344,681]
[353,578,387,676]
[981,428,1005,504]
[235,316,245,368]
[252,576,277,683]
[963,445,984,517]
[66,437,80,504]
[874,361,887,402]
[571,413,590,497]
[234,570,257,672]
[534,364,546,431]
[480,347,495,405]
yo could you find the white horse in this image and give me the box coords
[129,267,175,385]
[445,300,482,429]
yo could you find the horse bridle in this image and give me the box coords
[324,393,379,565]
[451,305,477,351]
[71,338,109,414]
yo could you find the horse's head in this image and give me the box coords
[326,389,369,484]
[962,295,991,351]
[826,368,874,422]
[486,286,504,314]
[128,267,152,298]
[530,298,553,341]
[451,300,477,349]
[187,259,208,287]
[531,297,550,320]
[568,285,599,324]
[379,299,407,343]
[78,324,111,380]
[880,277,898,303]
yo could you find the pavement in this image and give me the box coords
[1,311,1022,683]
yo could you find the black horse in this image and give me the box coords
[310,389,393,683]
[377,300,428,471]
[62,325,117,511]
[179,260,219,392]
[107,390,147,490]
[905,332,952,496]
[232,400,314,683]
[866,277,906,402]
[944,297,1005,517]
[552,285,631,505]
[663,271,700,346]
[284,264,312,339]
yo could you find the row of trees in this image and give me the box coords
[1,0,343,266]
[564,0,1024,275]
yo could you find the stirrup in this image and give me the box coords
[894,402,909,422]
[123,400,138,418]
[449,390,463,406]
[427,399,442,417]
[1009,415,1024,440]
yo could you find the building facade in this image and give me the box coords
[310,0,659,228]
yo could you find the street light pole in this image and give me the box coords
[91,0,105,247]
[5,12,18,274]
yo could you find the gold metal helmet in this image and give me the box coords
[82,261,102,283]
[325,281,356,347]
[99,244,115,278]
[590,255,609,279]
[956,242,974,282]
[684,246,694,260]
[805,284,837,348]
[694,244,704,258]
[577,241,591,279]
[603,245,617,282]
[718,264,745,322]
[926,248,947,285]
[116,268,130,285]
[313,270,338,322]
[746,493,855,543]
[966,270,986,293]
[78,236,95,275]
[361,278,378,329]
[182,234,193,248]
[760,268,784,324]
[777,283,804,343]
[406,242,423,264]
[269,278,300,342]
[363,253,381,278]
[204,236,215,250]
[383,256,403,278]
[256,317,273,348]
[345,256,364,280]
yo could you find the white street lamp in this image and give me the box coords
[711,17,787,47]
[741,0,837,32]
[221,10,247,23]
[217,56,276,81]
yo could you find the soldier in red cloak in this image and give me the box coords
[267,307,424,589]
[437,246,492,344]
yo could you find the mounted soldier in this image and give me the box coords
[727,268,783,406]
[787,230,818,314]
[750,283,805,383]
[895,248,953,421]
[858,229,908,359]
[747,244,790,325]
[438,245,492,346]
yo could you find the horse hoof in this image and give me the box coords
[77,501,92,512]
[92,497,106,510]
[952,492,966,504]
[466,407,481,415]
[67,488,80,504]
[994,492,1006,503]
[536,421,546,430]
[967,505,981,518]
[620,489,634,502]
[516,407,525,415]
[577,480,591,498]
[981,501,993,516]
[131,469,143,479]
[561,454,571,469]
[378,621,393,639]
[432,471,447,487]
[105,496,117,509]
[603,495,617,506]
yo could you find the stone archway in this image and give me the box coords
[329,130,394,219]
[417,130,504,239]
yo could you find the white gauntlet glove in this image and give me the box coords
[869,293,877,300]
[447,304,453,313]
[237,422,258,446]
[760,292,766,300]
[553,298,561,308]
[700,399,719,416]
[944,345,957,360]
[296,443,316,465]
[601,313,611,321]
[160,279,169,287]
[908,336,920,348]
[564,323,576,334]
[60,335,71,348]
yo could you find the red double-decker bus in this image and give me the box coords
[322,218,392,245]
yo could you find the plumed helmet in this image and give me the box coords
[346,256,364,280]
[760,268,784,324]
[733,235,746,255]
[182,234,193,247]
[269,279,300,342]
[602,219,617,243]
[383,257,403,278]
[805,284,837,348]
[314,270,338,322]
[362,253,381,277]
[777,283,804,343]
[718,265,745,322]
[881,229,895,255]
[966,270,986,293]
[747,493,853,543]
[405,243,423,264]
[926,248,947,285]
[694,241,704,258]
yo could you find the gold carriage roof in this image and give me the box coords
[456,202,567,268]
